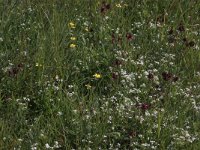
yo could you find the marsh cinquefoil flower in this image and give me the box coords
[100,1,111,14]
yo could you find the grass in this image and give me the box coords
[0,0,200,149]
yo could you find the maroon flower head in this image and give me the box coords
[100,1,111,14]
[182,37,187,43]
[186,41,195,47]
[105,3,111,9]
[113,59,123,67]
[162,72,179,82]
[162,72,173,81]
[8,63,24,77]
[168,28,173,35]
[100,7,105,13]
[136,103,151,111]
[172,76,179,82]
[178,23,185,32]
[112,72,119,80]
[126,33,134,41]
[147,72,154,80]
[111,33,115,44]
[141,103,150,110]
[128,130,137,138]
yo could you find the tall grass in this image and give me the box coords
[0,0,200,149]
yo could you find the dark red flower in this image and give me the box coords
[156,15,165,24]
[186,41,195,47]
[162,72,173,81]
[147,72,154,80]
[183,37,187,43]
[111,33,115,44]
[173,76,179,82]
[168,28,173,35]
[126,33,134,41]
[8,63,24,77]
[128,130,137,138]
[141,103,150,110]
[100,7,106,13]
[162,72,179,82]
[112,72,119,80]
[9,68,18,76]
[105,3,111,9]
[113,59,123,67]
[100,1,111,14]
[177,23,185,32]
[136,103,151,111]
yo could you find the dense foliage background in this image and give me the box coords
[0,0,200,149]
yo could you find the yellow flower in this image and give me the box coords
[68,22,76,29]
[70,37,76,40]
[93,73,102,79]
[116,3,122,8]
[70,43,76,48]
[85,84,92,89]
[36,63,42,67]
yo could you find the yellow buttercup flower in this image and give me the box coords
[68,22,76,29]
[70,37,76,40]
[93,73,102,79]
[70,43,76,48]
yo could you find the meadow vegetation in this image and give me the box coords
[0,0,200,149]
